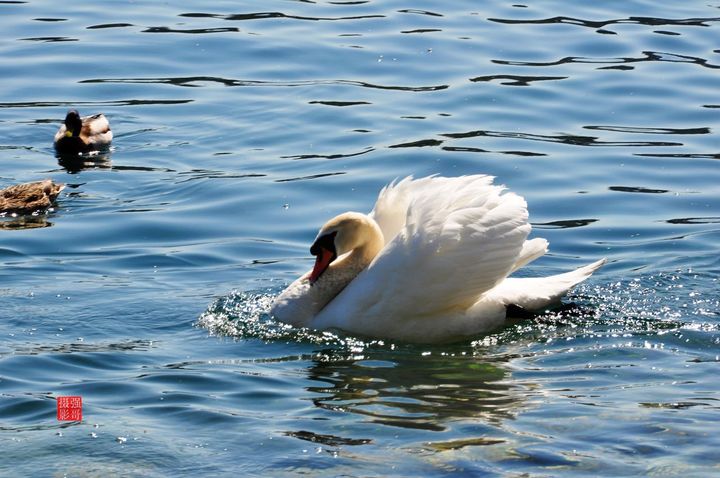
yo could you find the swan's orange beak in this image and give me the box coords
[309,248,335,285]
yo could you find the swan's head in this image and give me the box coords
[64,110,82,138]
[309,212,379,285]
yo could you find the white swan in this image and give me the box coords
[271,175,605,343]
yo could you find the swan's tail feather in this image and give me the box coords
[511,238,548,273]
[484,258,606,311]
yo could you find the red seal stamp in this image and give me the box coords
[57,396,82,421]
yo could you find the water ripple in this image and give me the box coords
[397,9,443,17]
[635,153,719,160]
[308,100,371,107]
[439,129,683,148]
[401,28,442,34]
[81,77,449,92]
[86,23,134,30]
[533,219,598,229]
[609,186,669,194]
[143,26,240,34]
[275,172,346,182]
[179,11,385,22]
[20,36,77,42]
[280,147,373,160]
[283,430,372,446]
[470,74,568,86]
[388,139,443,149]
[666,217,720,225]
[488,15,720,29]
[3,339,154,357]
[492,51,720,70]
[584,126,711,135]
[197,290,394,351]
[0,99,192,108]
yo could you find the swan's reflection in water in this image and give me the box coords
[198,291,531,440]
[304,347,528,432]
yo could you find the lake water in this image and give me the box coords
[1,1,719,476]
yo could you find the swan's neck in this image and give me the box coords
[339,223,384,270]
[270,216,384,327]
[316,215,384,306]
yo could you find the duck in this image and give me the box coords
[270,175,606,343]
[0,179,64,214]
[53,109,112,155]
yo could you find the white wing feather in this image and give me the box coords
[484,258,607,310]
[369,175,433,244]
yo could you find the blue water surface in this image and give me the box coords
[1,1,719,476]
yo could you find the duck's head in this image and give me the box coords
[309,212,382,285]
[63,110,83,138]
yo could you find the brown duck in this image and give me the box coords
[0,180,64,214]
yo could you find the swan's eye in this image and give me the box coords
[310,231,337,256]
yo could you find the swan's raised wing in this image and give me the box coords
[370,176,434,244]
[314,175,531,331]
[369,175,495,245]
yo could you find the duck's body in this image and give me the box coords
[53,110,112,155]
[0,180,64,214]
[271,175,605,343]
